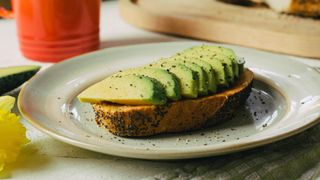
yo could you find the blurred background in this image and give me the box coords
[1,0,319,60]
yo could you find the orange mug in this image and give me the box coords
[12,0,100,62]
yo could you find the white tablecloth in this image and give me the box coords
[1,1,319,179]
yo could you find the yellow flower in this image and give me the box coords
[0,96,29,172]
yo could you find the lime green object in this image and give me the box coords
[0,65,40,95]
[197,57,227,87]
[180,61,208,96]
[165,57,209,96]
[112,67,181,101]
[213,54,235,83]
[181,48,235,84]
[198,45,239,79]
[152,60,199,98]
[171,56,218,94]
[78,74,167,105]
[183,45,240,79]
[176,50,228,87]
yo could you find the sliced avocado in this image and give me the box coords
[175,52,227,87]
[152,60,199,98]
[171,56,217,93]
[236,57,245,75]
[166,57,209,96]
[211,54,234,84]
[0,65,41,95]
[78,75,167,105]
[203,45,239,79]
[197,58,227,87]
[185,45,239,79]
[112,67,181,101]
[204,45,239,79]
[160,58,207,96]
[177,61,208,96]
[181,48,234,84]
[217,46,239,78]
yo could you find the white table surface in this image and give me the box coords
[1,1,319,180]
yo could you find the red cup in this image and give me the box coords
[13,0,100,62]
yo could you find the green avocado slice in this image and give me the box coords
[165,57,211,96]
[184,45,239,79]
[112,67,181,101]
[180,48,234,84]
[171,55,218,93]
[0,65,41,95]
[78,75,167,105]
[152,60,199,98]
[175,51,227,87]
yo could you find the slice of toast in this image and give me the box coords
[92,69,254,137]
[220,0,320,17]
[266,0,320,17]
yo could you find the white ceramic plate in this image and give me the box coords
[19,42,320,160]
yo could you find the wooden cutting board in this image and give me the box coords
[119,0,320,58]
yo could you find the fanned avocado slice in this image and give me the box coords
[184,45,239,79]
[236,57,246,75]
[200,58,227,87]
[0,65,41,95]
[181,47,234,84]
[166,57,210,96]
[159,58,207,96]
[112,67,181,101]
[219,47,240,78]
[203,45,239,77]
[78,75,167,105]
[175,52,227,87]
[152,60,199,98]
[176,61,208,96]
[171,56,217,93]
[211,54,234,84]
[195,45,239,78]
[213,46,240,78]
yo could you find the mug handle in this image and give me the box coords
[0,0,14,19]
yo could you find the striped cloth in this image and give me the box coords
[146,123,320,180]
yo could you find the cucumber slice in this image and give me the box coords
[0,65,41,95]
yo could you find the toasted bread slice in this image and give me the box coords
[268,0,320,17]
[92,69,253,137]
[221,0,320,17]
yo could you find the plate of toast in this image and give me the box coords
[18,41,320,159]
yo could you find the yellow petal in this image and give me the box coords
[0,163,4,173]
[0,109,29,171]
[0,96,15,112]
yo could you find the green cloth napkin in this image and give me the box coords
[146,123,320,180]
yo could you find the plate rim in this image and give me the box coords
[18,41,320,160]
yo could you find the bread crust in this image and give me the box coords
[220,0,320,17]
[290,0,320,17]
[93,69,254,137]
